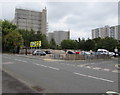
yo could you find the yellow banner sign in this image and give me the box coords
[30,41,41,47]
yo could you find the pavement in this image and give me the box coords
[2,54,120,93]
[2,70,36,94]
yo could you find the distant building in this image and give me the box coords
[92,25,120,40]
[48,31,70,45]
[14,8,47,34]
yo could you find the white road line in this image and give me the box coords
[92,67,101,70]
[74,72,87,77]
[3,62,14,64]
[85,66,92,69]
[102,68,110,72]
[77,65,85,67]
[40,64,48,68]
[33,63,40,65]
[48,66,60,70]
[73,72,114,83]
[14,59,27,63]
[112,70,119,73]
[32,63,59,70]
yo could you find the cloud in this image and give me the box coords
[47,2,118,39]
[0,1,118,39]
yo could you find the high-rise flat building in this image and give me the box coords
[14,8,47,34]
[48,31,70,45]
[92,25,120,40]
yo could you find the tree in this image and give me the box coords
[61,40,77,49]
[93,37,102,51]
[3,31,23,52]
[77,38,86,50]
[49,38,56,49]
[2,20,17,36]
[84,38,95,51]
[1,20,19,52]
[18,29,49,49]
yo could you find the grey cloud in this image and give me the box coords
[1,1,118,39]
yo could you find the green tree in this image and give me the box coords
[49,38,56,49]
[3,31,23,52]
[93,37,102,51]
[1,20,19,52]
[100,37,117,51]
[18,29,49,49]
[61,40,77,49]
[2,20,17,36]
[84,38,95,51]
[77,38,86,50]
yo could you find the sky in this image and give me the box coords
[0,0,119,39]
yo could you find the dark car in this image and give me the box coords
[66,50,75,54]
[32,50,46,56]
[44,50,51,54]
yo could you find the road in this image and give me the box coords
[2,54,119,93]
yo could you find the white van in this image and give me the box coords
[97,49,109,55]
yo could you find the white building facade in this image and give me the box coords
[48,31,70,45]
[92,25,120,40]
[14,8,47,34]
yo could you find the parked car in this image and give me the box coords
[75,51,81,54]
[81,51,91,55]
[108,52,115,56]
[97,49,109,55]
[44,50,51,54]
[66,50,75,54]
[113,52,119,57]
[32,50,46,56]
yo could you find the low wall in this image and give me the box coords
[50,54,111,60]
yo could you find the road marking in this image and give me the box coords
[112,70,119,73]
[77,65,85,67]
[85,66,92,69]
[74,72,87,77]
[106,91,119,94]
[92,67,102,70]
[14,59,27,63]
[32,63,59,70]
[73,72,114,83]
[3,62,14,64]
[102,68,110,72]
[47,66,60,70]
[32,63,39,65]
[40,64,48,68]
